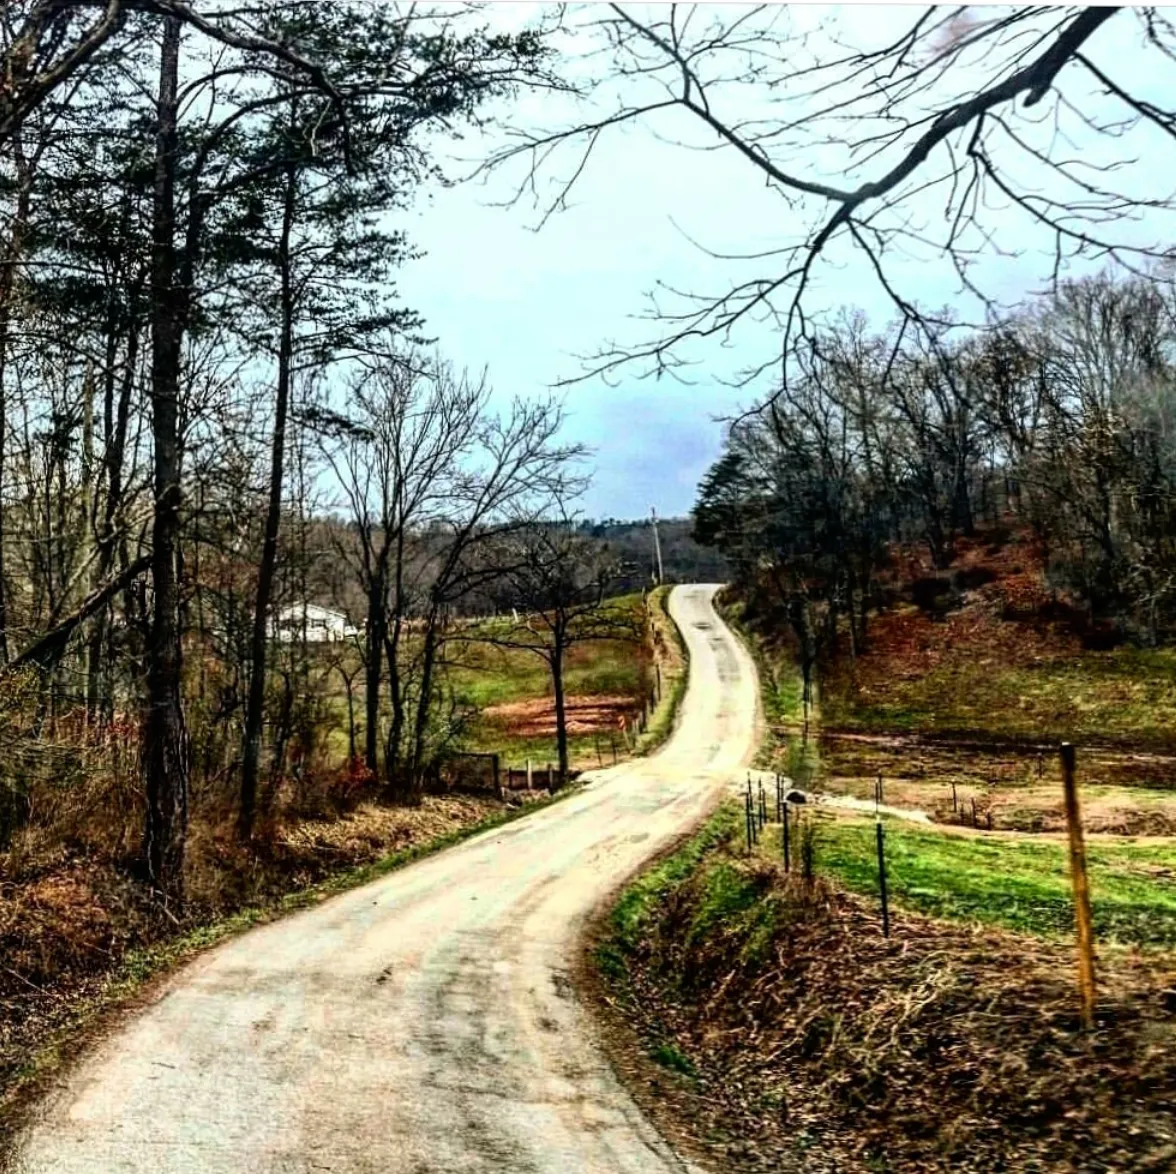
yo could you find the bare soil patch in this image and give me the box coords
[482,693,636,737]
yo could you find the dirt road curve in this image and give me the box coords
[14,584,759,1174]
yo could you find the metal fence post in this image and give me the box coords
[876,816,890,938]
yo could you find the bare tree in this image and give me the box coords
[318,349,485,792]
[477,513,635,785]
[487,5,1174,385]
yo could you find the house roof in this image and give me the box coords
[275,603,350,623]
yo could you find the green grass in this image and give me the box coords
[824,640,1176,749]
[599,804,783,994]
[294,595,650,767]
[448,597,648,763]
[812,815,1176,947]
[633,585,689,757]
[600,806,740,975]
[650,1041,698,1078]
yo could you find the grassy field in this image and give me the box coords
[449,591,654,769]
[303,592,659,774]
[445,587,694,771]
[822,603,1176,750]
[797,812,1176,948]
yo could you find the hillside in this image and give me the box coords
[591,530,1176,1171]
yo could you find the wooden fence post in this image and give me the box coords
[492,753,501,799]
[1061,742,1096,1031]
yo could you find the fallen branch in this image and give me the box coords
[5,554,152,673]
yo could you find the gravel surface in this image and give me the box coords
[12,584,759,1174]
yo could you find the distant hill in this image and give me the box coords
[578,516,730,592]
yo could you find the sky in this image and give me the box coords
[396,3,1169,521]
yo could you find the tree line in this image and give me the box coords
[0,3,595,905]
[695,271,1176,700]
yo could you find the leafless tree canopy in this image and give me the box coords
[487,4,1176,386]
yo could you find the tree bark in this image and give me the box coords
[240,151,298,839]
[364,566,387,778]
[383,525,407,788]
[0,125,34,666]
[142,13,189,905]
[551,634,569,785]
[407,607,441,803]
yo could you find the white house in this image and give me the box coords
[271,603,359,644]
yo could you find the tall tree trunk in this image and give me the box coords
[0,126,33,665]
[364,568,386,776]
[142,14,189,905]
[408,609,441,804]
[240,154,297,839]
[551,635,569,785]
[383,527,406,787]
[338,665,357,763]
[382,619,403,787]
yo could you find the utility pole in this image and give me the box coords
[650,506,664,586]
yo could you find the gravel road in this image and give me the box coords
[14,583,759,1174]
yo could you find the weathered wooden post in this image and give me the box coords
[492,753,501,800]
[526,758,533,791]
[1061,742,1096,1031]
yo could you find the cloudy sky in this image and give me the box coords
[398,4,1167,520]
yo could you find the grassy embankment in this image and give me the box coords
[595,805,1176,1173]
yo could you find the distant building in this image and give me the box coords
[271,603,359,644]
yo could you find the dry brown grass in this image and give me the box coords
[0,753,513,1114]
[606,842,1176,1172]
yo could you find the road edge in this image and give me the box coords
[569,582,765,1174]
[0,786,583,1169]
